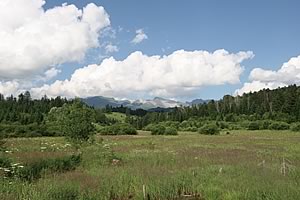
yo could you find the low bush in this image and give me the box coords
[0,123,63,138]
[227,123,242,130]
[100,123,137,135]
[247,121,260,130]
[180,126,198,132]
[259,120,272,130]
[165,127,178,135]
[216,121,229,129]
[291,123,300,132]
[198,124,220,135]
[143,124,156,131]
[269,121,290,130]
[159,121,180,129]
[151,124,166,135]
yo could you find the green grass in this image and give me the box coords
[1,130,300,199]
[106,112,127,123]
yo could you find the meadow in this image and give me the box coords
[1,130,300,200]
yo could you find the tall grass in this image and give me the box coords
[1,130,300,199]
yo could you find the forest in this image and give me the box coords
[0,84,300,139]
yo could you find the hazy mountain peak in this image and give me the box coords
[82,96,208,110]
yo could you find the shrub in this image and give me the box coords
[269,121,290,130]
[224,114,237,122]
[247,121,260,130]
[151,124,166,135]
[291,123,300,132]
[160,121,180,129]
[216,121,229,129]
[181,126,198,132]
[118,123,137,135]
[228,123,242,130]
[259,120,271,130]
[198,124,220,135]
[144,124,156,131]
[165,127,178,135]
[100,123,137,135]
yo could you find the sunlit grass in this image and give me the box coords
[1,130,300,199]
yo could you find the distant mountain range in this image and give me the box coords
[81,96,209,110]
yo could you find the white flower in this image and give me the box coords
[12,163,20,166]
[4,168,11,172]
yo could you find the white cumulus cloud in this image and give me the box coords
[236,55,300,95]
[131,29,148,44]
[31,49,254,99]
[0,0,110,79]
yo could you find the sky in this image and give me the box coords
[0,0,300,101]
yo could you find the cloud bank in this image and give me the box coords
[32,49,254,99]
[0,0,110,79]
[236,55,300,95]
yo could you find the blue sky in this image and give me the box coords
[46,0,300,99]
[0,0,300,100]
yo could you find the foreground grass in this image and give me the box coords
[1,130,300,199]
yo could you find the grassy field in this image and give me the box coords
[1,130,300,199]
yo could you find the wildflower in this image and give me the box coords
[12,163,20,166]
[4,168,11,172]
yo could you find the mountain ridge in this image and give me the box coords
[81,96,209,110]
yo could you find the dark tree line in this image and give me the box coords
[1,85,300,136]
[126,85,300,129]
[0,92,68,125]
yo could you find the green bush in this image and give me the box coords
[144,124,156,131]
[100,123,137,135]
[0,123,63,138]
[198,124,220,135]
[165,127,178,135]
[269,121,290,130]
[216,121,229,129]
[247,121,260,130]
[224,114,237,122]
[259,120,271,130]
[151,124,166,135]
[119,123,137,135]
[227,123,242,130]
[180,126,198,132]
[160,121,180,129]
[291,123,300,132]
